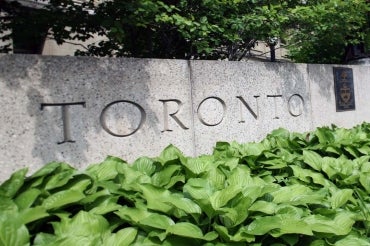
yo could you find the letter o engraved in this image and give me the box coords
[288,94,304,117]
[197,97,226,126]
[100,100,146,137]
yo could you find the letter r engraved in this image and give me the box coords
[159,99,189,132]
[40,102,86,144]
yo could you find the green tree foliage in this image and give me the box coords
[287,0,370,64]
[1,0,370,63]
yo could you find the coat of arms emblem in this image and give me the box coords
[340,84,351,104]
[333,67,355,111]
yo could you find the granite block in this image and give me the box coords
[189,60,312,156]
[0,55,193,180]
[1,55,370,182]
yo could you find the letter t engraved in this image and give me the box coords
[267,95,282,119]
[40,102,86,144]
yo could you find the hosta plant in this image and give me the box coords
[1,123,370,245]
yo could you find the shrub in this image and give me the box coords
[1,124,370,245]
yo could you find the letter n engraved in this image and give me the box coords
[236,96,259,122]
[159,99,189,132]
[40,102,86,144]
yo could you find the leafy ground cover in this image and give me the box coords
[1,124,370,245]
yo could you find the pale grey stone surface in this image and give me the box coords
[0,55,369,181]
[190,61,312,156]
[308,64,370,128]
[0,55,193,180]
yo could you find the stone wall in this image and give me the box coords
[1,54,369,181]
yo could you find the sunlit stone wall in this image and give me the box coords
[1,54,369,180]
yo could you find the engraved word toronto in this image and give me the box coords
[40,94,304,144]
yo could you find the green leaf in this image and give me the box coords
[116,163,151,189]
[227,166,251,187]
[166,222,218,241]
[152,165,182,187]
[271,184,325,205]
[214,224,232,242]
[239,142,266,157]
[182,156,214,175]
[0,196,18,214]
[44,169,75,190]
[115,206,152,224]
[242,184,271,203]
[132,157,157,176]
[344,146,360,158]
[164,175,185,189]
[0,215,29,246]
[303,150,322,171]
[248,200,277,214]
[103,228,138,246]
[289,165,333,188]
[19,206,49,224]
[183,178,215,217]
[361,161,370,172]
[156,145,185,166]
[14,188,41,209]
[139,213,175,230]
[247,214,313,236]
[204,231,219,241]
[281,234,299,246]
[167,222,203,239]
[330,189,353,209]
[88,197,121,215]
[45,235,98,246]
[222,157,240,170]
[64,175,92,192]
[79,189,110,204]
[53,211,109,237]
[219,195,252,228]
[210,185,242,210]
[0,168,27,198]
[359,173,370,194]
[30,162,73,179]
[42,190,85,210]
[139,184,174,214]
[304,212,355,235]
[86,156,123,181]
[334,234,370,246]
[321,157,338,179]
[204,167,226,190]
[166,194,202,215]
[308,239,327,246]
[33,233,56,245]
[230,226,256,243]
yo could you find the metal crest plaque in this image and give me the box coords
[333,67,356,111]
